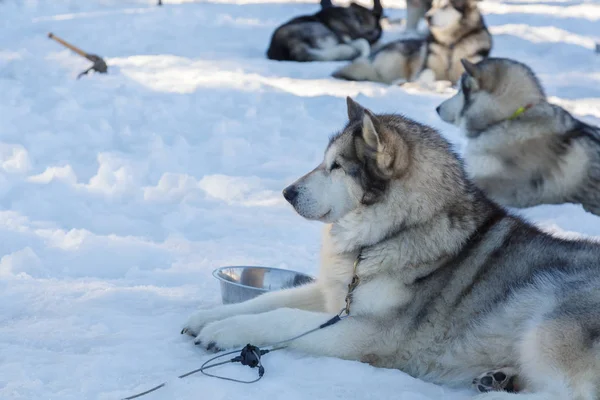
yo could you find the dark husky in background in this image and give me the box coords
[437,57,600,216]
[266,1,383,62]
[332,0,491,85]
[183,97,600,399]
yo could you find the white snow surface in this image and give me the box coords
[1,0,599,399]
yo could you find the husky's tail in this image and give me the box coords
[332,58,382,82]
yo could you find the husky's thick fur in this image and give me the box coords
[266,2,383,62]
[183,97,600,399]
[437,57,600,216]
[332,0,491,85]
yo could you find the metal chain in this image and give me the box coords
[343,255,361,316]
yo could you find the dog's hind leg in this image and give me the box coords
[473,318,599,400]
[473,368,520,393]
[182,283,325,336]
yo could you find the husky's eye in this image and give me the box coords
[330,161,342,171]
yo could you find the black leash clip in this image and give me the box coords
[197,343,271,383]
[232,344,267,377]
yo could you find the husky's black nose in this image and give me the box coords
[282,185,298,203]
[435,105,441,115]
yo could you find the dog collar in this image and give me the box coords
[508,104,533,120]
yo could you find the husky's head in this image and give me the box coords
[283,98,474,251]
[335,2,383,44]
[436,57,546,136]
[425,0,479,35]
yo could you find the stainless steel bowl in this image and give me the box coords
[213,266,315,304]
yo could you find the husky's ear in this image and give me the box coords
[461,58,479,79]
[460,58,482,90]
[361,110,402,178]
[347,97,365,121]
[372,0,383,18]
[361,110,381,149]
[450,0,468,12]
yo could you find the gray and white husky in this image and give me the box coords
[183,97,600,399]
[332,0,492,85]
[437,57,600,216]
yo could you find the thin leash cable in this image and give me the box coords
[122,383,166,400]
[261,307,349,348]
[120,314,346,400]
[200,368,263,384]
[197,349,266,384]
[121,357,241,399]
[122,255,359,399]
[263,322,332,348]
[121,349,241,400]
[180,352,240,378]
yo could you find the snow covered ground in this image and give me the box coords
[1,0,599,399]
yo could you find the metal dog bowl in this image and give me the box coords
[213,266,315,304]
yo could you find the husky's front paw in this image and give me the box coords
[195,315,262,352]
[181,309,224,337]
[351,38,371,58]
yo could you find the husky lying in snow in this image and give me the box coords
[266,1,383,62]
[437,57,600,216]
[183,96,600,399]
[332,0,491,85]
